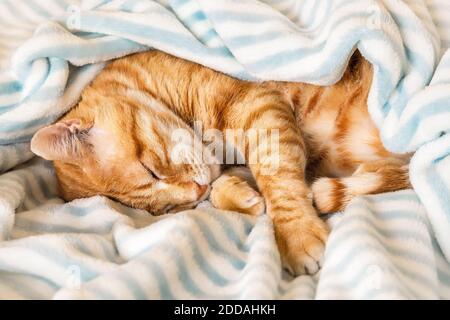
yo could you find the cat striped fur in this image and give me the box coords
[30,50,411,275]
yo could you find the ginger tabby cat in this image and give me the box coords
[30,50,410,275]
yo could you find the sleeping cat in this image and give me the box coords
[30,50,410,275]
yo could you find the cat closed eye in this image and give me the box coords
[140,162,160,180]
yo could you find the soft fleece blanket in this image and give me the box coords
[0,0,449,299]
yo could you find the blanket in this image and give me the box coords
[0,0,449,299]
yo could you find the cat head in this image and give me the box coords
[30,89,220,215]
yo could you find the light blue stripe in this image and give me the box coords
[15,216,114,234]
[206,212,253,252]
[208,9,295,24]
[324,242,435,296]
[431,237,450,285]
[246,30,397,81]
[385,100,450,150]
[0,81,22,95]
[194,217,246,269]
[327,223,433,267]
[225,8,372,50]
[425,158,450,223]
[347,204,429,229]
[157,242,205,297]
[15,37,146,70]
[117,215,238,292]
[184,11,207,25]
[137,256,175,299]
[23,0,54,19]
[179,228,229,286]
[0,273,57,299]
[88,285,118,299]
[79,13,229,57]
[117,272,149,299]
[357,191,419,203]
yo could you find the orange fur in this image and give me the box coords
[30,50,411,275]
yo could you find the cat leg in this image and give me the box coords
[227,94,329,275]
[312,158,411,214]
[210,167,265,216]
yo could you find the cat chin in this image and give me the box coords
[165,185,212,214]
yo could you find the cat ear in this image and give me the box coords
[30,119,91,161]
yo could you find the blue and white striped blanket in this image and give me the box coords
[0,0,449,299]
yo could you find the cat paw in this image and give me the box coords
[274,214,329,276]
[210,175,265,215]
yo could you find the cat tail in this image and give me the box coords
[311,160,411,214]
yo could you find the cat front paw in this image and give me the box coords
[274,214,329,276]
[210,175,265,215]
